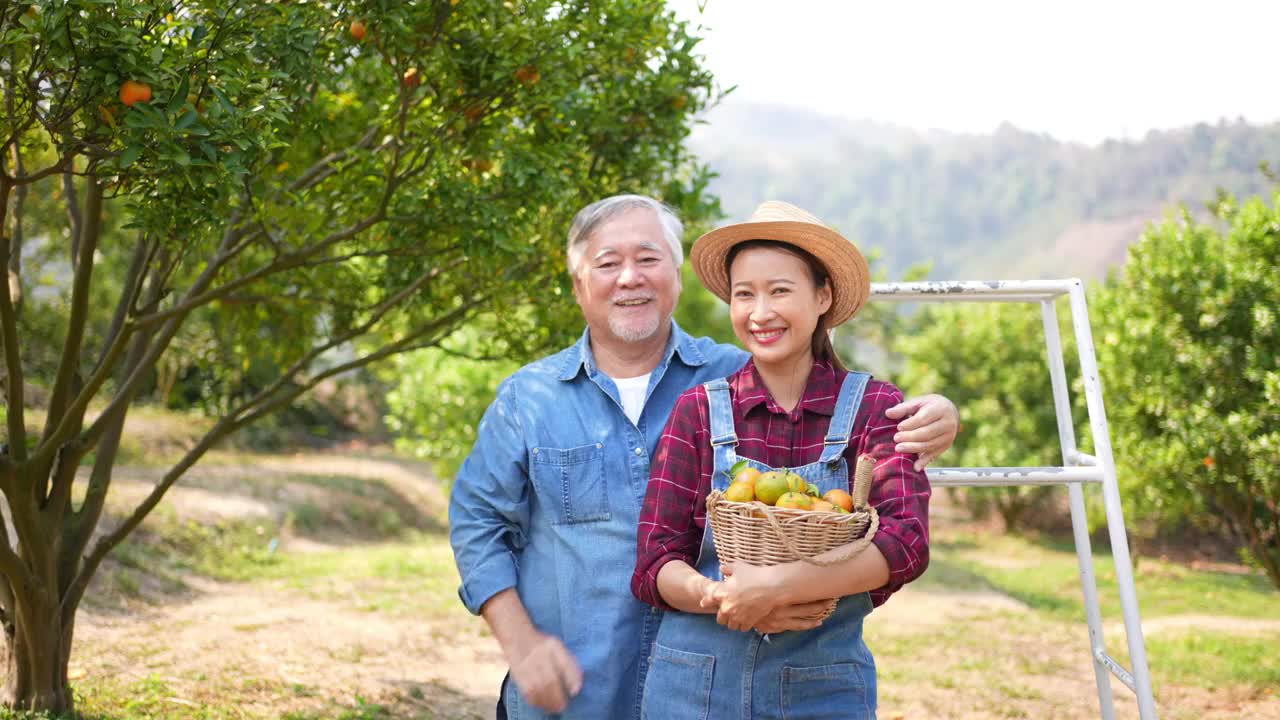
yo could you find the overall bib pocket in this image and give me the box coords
[781,662,874,720]
[530,443,610,524]
[642,643,714,720]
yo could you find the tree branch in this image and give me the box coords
[281,123,382,197]
[232,293,489,432]
[91,234,152,380]
[65,265,498,620]
[10,152,73,187]
[0,232,26,462]
[61,266,165,576]
[129,213,385,330]
[8,140,26,313]
[40,177,102,457]
[231,254,467,422]
[0,537,33,598]
[62,172,82,267]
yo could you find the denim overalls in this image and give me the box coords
[641,371,878,720]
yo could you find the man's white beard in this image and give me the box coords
[610,314,661,343]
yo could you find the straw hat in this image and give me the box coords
[690,201,871,327]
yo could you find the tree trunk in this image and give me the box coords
[1,588,76,714]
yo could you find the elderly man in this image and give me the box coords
[449,195,958,719]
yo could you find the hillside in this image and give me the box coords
[691,101,1280,280]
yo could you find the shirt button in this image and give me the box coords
[634,447,643,456]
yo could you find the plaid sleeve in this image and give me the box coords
[632,385,713,610]
[855,381,932,608]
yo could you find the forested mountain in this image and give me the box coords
[691,101,1280,280]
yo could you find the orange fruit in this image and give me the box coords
[733,466,761,489]
[724,481,754,503]
[823,489,854,513]
[775,492,813,510]
[402,68,422,89]
[350,20,367,41]
[754,471,789,506]
[514,64,540,86]
[119,80,152,107]
[810,499,837,513]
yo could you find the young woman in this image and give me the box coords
[631,201,930,719]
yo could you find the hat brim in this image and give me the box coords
[690,219,871,327]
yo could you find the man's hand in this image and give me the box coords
[752,600,829,634]
[886,393,960,470]
[507,629,584,714]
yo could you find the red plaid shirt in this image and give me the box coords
[631,358,931,610]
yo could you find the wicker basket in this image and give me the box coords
[705,454,880,621]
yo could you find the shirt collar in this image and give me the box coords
[730,357,840,421]
[557,320,706,382]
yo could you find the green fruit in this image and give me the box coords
[775,492,814,510]
[754,471,790,506]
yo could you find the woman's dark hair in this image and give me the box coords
[725,239,847,372]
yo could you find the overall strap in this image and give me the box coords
[705,378,736,448]
[704,378,739,488]
[819,371,872,465]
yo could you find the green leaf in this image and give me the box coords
[169,76,190,115]
[119,144,141,168]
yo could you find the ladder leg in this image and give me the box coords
[1069,282,1160,719]
[1069,482,1118,720]
[1042,298,1118,719]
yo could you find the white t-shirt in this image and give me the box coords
[611,373,652,426]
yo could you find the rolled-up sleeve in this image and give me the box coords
[449,377,532,615]
[857,383,931,607]
[632,388,712,610]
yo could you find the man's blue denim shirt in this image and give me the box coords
[449,321,747,719]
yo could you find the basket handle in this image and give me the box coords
[852,454,875,510]
[761,504,880,567]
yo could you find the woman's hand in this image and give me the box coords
[886,393,960,470]
[708,562,784,632]
[752,600,829,634]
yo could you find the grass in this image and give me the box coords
[1146,632,1280,689]
[905,528,1280,695]
[98,506,460,619]
[924,530,1279,621]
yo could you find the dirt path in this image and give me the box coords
[70,453,1280,719]
[77,576,506,719]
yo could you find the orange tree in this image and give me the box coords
[0,0,720,712]
[1093,190,1280,587]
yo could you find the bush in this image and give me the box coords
[1093,191,1280,586]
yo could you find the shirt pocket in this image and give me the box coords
[530,442,611,525]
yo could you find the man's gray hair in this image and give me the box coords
[566,195,684,276]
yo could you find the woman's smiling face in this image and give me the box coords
[727,244,832,369]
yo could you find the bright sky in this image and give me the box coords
[667,0,1280,145]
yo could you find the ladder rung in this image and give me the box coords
[927,466,1105,487]
[1094,649,1137,693]
[1068,450,1098,466]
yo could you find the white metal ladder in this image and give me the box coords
[871,279,1158,720]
